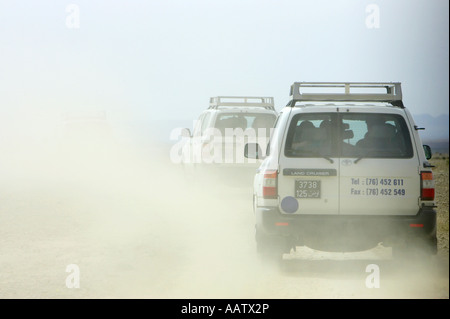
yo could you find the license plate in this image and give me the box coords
[295,180,321,198]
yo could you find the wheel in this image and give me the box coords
[255,227,291,264]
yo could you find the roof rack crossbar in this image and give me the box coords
[288,82,403,107]
[209,96,275,110]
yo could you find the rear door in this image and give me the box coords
[338,111,420,216]
[278,112,340,215]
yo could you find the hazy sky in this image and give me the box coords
[0,0,448,135]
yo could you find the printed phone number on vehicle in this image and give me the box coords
[350,178,406,196]
[351,177,405,186]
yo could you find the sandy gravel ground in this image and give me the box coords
[432,155,449,261]
[0,140,448,299]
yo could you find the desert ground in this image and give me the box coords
[0,137,448,299]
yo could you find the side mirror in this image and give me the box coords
[244,143,263,159]
[181,128,192,138]
[423,145,432,160]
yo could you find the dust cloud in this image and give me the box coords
[0,112,448,299]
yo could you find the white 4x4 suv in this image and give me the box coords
[181,96,278,186]
[246,82,436,259]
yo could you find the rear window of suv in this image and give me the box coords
[284,113,413,158]
[214,113,276,135]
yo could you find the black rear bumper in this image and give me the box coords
[256,206,437,250]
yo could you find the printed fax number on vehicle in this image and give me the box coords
[351,188,406,196]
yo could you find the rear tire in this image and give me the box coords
[255,228,291,264]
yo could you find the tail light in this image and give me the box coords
[420,171,435,201]
[263,169,278,199]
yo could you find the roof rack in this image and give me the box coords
[288,82,404,108]
[209,96,275,110]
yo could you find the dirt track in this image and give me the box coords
[0,141,448,299]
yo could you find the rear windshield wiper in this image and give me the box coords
[354,151,397,164]
[320,155,334,164]
[354,156,365,164]
[289,150,334,163]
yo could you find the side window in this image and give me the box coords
[266,112,282,156]
[201,113,212,135]
[193,113,205,136]
[193,112,212,136]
